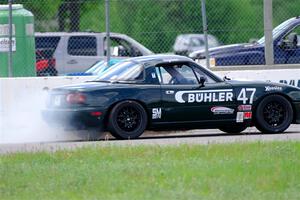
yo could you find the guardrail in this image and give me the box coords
[209,64,300,71]
[213,67,300,88]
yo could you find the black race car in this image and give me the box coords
[43,55,300,139]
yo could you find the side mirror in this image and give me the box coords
[133,47,143,56]
[118,46,129,56]
[280,33,298,49]
[111,46,119,56]
[112,46,129,56]
[288,33,298,46]
[199,76,206,87]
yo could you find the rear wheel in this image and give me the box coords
[108,101,147,139]
[255,95,293,133]
[219,124,247,134]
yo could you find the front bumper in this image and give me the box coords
[42,107,106,129]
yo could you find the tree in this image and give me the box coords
[58,0,81,32]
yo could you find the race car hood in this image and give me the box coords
[189,43,262,59]
[226,79,283,87]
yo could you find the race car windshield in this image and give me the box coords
[94,61,144,82]
[86,60,105,74]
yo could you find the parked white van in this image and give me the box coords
[35,32,153,75]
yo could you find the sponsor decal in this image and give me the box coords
[236,112,244,123]
[175,89,233,103]
[175,88,256,104]
[151,72,156,79]
[238,105,252,111]
[243,112,252,119]
[211,106,234,115]
[152,108,161,119]
[0,37,16,52]
[265,86,282,91]
[237,88,256,104]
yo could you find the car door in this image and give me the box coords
[63,36,100,74]
[157,62,237,123]
[274,25,300,64]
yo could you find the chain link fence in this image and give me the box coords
[0,0,300,77]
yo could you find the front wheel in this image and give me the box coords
[255,95,293,133]
[108,101,148,139]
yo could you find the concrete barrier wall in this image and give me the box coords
[214,68,300,87]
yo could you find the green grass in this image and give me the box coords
[1,142,300,200]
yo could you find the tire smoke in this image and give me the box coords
[0,89,80,144]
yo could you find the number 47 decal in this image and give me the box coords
[237,88,256,104]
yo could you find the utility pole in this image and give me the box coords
[8,0,13,77]
[201,0,210,68]
[264,0,274,65]
[105,0,110,63]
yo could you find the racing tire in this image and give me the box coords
[255,95,293,134]
[108,101,147,139]
[219,124,247,134]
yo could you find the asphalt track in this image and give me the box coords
[1,125,300,155]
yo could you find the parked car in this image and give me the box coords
[35,32,153,75]
[42,55,300,139]
[67,58,123,76]
[173,34,220,56]
[36,50,57,76]
[189,17,300,67]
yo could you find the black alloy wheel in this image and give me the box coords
[116,106,141,132]
[263,101,285,127]
[108,101,147,139]
[255,95,293,133]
